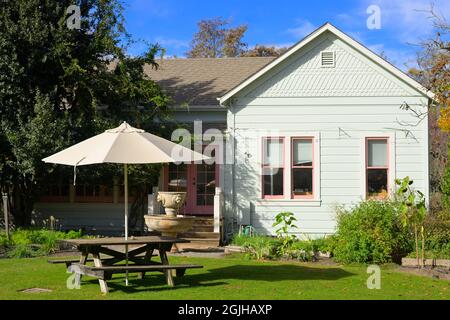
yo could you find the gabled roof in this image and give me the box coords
[218,22,434,105]
[144,57,275,106]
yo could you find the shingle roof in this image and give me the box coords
[144,57,275,106]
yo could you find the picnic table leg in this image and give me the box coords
[159,249,174,287]
[92,252,109,294]
[139,247,154,280]
[74,252,89,287]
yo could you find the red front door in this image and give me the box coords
[165,162,218,216]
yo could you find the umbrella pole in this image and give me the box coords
[124,163,129,286]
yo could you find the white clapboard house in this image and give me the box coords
[35,23,433,246]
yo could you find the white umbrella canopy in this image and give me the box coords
[43,121,206,166]
[42,121,209,285]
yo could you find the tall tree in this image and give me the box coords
[407,5,449,209]
[408,7,449,132]
[0,0,170,226]
[186,17,248,58]
[242,45,289,57]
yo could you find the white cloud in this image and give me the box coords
[286,20,317,39]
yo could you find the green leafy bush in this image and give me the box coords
[231,234,280,260]
[333,200,413,264]
[423,209,450,258]
[287,241,315,261]
[0,231,11,247]
[272,212,298,255]
[3,229,83,258]
[312,236,336,254]
[231,233,335,261]
[441,166,450,208]
[6,244,38,258]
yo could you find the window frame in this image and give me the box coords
[291,137,315,199]
[365,137,389,199]
[261,137,285,199]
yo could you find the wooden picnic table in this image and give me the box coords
[55,236,203,294]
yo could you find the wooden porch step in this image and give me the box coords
[190,226,214,232]
[190,217,214,226]
[189,217,214,232]
[177,238,220,248]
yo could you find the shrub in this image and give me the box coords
[11,229,33,245]
[6,244,38,258]
[441,167,450,209]
[333,200,413,264]
[230,233,254,247]
[0,231,11,247]
[423,209,450,258]
[4,228,83,258]
[272,212,298,256]
[231,234,280,260]
[312,236,336,254]
[231,233,336,262]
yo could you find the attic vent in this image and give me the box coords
[321,51,335,68]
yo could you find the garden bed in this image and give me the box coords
[401,257,450,269]
[0,229,85,258]
[398,265,450,281]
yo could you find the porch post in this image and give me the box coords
[213,187,223,233]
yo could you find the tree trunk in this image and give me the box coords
[10,182,35,227]
[130,186,149,234]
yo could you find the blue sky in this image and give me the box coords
[122,0,449,70]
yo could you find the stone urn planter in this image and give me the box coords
[144,191,194,252]
[156,191,186,216]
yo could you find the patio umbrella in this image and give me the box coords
[42,121,208,285]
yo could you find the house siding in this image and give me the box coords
[224,32,429,237]
[225,96,428,237]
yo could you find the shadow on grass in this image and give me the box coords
[89,264,355,294]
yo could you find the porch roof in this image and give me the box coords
[144,57,275,106]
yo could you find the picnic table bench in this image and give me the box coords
[54,236,203,294]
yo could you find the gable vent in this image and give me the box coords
[321,51,335,68]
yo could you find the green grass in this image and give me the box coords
[0,255,448,300]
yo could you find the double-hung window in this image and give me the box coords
[262,136,319,200]
[366,138,389,198]
[292,138,314,198]
[262,138,284,198]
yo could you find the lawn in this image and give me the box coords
[0,255,448,300]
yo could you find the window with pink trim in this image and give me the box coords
[262,137,284,198]
[366,138,389,199]
[292,138,314,198]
